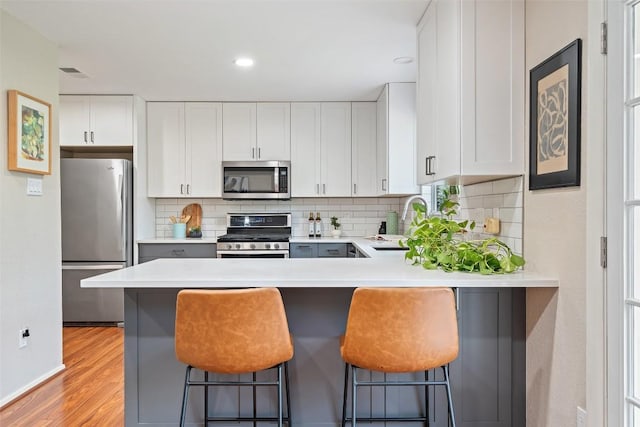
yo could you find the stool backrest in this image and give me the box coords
[341,287,458,373]
[175,288,293,374]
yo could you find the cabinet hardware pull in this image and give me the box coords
[84,131,88,143]
[252,148,255,159]
[90,131,94,143]
[180,184,184,194]
[382,179,387,192]
[258,147,261,159]
[353,183,357,194]
[425,157,429,175]
[426,156,436,176]
[316,184,320,194]
[298,245,311,249]
[172,249,185,255]
[323,184,326,194]
[186,184,190,194]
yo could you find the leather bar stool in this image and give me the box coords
[175,288,294,426]
[340,287,458,426]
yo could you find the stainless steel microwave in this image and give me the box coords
[222,161,290,200]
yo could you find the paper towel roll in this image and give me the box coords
[386,211,398,235]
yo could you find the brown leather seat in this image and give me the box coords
[340,287,459,426]
[175,288,293,426]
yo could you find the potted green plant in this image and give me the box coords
[400,191,524,274]
[330,216,342,238]
[187,226,202,238]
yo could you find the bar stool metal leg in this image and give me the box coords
[425,370,430,427]
[179,366,192,427]
[443,365,456,427]
[277,364,283,427]
[204,371,209,425]
[351,365,358,426]
[341,363,349,427]
[252,372,257,427]
[284,361,292,426]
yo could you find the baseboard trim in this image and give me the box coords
[0,364,66,409]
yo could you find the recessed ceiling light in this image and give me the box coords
[393,56,414,64]
[234,58,254,67]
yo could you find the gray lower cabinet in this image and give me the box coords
[427,287,524,427]
[138,243,217,263]
[290,243,348,258]
[123,287,523,427]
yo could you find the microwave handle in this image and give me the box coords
[274,168,279,192]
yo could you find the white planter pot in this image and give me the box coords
[331,229,342,238]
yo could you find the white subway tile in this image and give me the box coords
[503,192,523,208]
[492,177,522,194]
[482,195,504,208]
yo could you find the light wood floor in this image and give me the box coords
[0,327,124,426]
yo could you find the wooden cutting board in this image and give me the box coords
[181,203,202,231]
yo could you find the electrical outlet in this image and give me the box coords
[483,217,500,234]
[577,406,587,427]
[18,328,30,348]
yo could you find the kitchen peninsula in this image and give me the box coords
[83,238,556,427]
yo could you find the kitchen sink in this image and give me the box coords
[372,246,409,251]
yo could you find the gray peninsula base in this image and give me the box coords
[124,287,525,427]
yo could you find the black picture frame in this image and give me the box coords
[529,38,582,190]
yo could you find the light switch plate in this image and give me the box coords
[27,177,43,196]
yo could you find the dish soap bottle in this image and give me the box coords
[315,212,323,238]
[308,212,316,238]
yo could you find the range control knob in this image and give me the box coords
[235,244,241,249]
[274,243,280,249]
[265,243,271,249]
[250,244,256,249]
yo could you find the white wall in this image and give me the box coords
[524,1,588,425]
[0,10,63,406]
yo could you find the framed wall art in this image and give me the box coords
[8,90,52,175]
[529,39,582,190]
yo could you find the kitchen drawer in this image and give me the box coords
[318,243,348,258]
[289,243,319,258]
[138,243,216,261]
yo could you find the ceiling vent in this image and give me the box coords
[59,67,89,78]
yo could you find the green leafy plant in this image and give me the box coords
[330,216,341,230]
[400,191,525,274]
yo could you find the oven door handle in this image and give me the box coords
[217,250,290,258]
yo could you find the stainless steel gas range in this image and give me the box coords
[216,213,291,258]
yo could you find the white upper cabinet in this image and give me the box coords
[320,103,352,197]
[60,95,133,146]
[185,103,223,197]
[351,102,378,197]
[147,102,222,197]
[222,103,257,161]
[376,83,419,195]
[416,0,524,185]
[291,102,351,197]
[222,103,290,161]
[291,103,322,197]
[257,103,291,160]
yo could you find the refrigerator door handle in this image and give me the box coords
[62,264,125,270]
[118,173,126,252]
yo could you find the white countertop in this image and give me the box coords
[85,237,557,289]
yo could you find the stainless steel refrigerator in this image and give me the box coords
[61,158,132,325]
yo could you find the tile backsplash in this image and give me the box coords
[154,176,523,256]
[455,176,523,255]
[155,197,404,239]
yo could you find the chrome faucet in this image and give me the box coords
[401,195,429,220]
